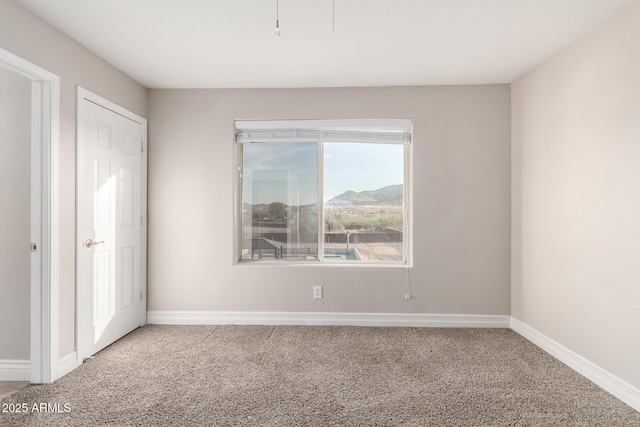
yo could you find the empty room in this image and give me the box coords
[1,0,639,425]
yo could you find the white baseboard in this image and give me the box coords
[511,317,640,413]
[147,311,511,328]
[57,351,79,379]
[0,359,30,381]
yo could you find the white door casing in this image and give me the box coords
[77,88,147,360]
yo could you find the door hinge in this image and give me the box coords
[141,142,144,153]
[31,243,37,253]
[140,290,143,301]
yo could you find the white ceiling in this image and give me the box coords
[16,0,631,89]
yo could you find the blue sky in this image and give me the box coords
[323,143,403,201]
[242,142,403,205]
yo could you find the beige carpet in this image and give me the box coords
[1,325,638,426]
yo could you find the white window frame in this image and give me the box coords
[234,119,412,267]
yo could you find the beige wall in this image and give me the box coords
[0,65,31,360]
[148,86,511,314]
[0,0,148,358]
[512,0,640,389]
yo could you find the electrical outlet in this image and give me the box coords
[313,285,323,299]
[404,294,411,300]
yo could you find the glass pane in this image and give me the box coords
[241,143,319,261]
[323,143,404,262]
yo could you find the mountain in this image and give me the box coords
[325,184,403,207]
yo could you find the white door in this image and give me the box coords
[77,90,146,360]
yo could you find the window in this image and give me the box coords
[236,119,411,265]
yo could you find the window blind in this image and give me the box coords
[235,119,412,144]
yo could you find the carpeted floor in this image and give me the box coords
[1,325,638,426]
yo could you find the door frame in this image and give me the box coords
[75,87,148,362]
[0,48,60,384]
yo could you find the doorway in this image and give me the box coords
[0,61,31,379]
[0,48,59,384]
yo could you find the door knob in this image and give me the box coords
[84,239,105,248]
